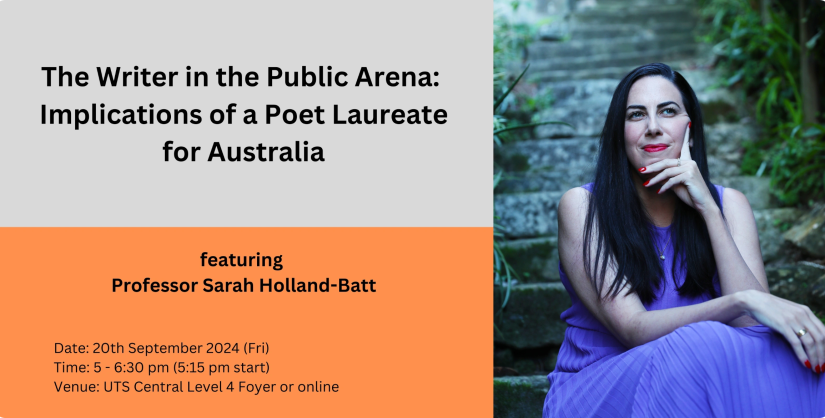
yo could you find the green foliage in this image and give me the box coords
[494,1,561,144]
[697,0,825,205]
[494,76,570,324]
[493,7,571,323]
[769,123,825,204]
[698,0,800,128]
[498,240,556,283]
[494,1,537,97]
[523,91,555,115]
[771,217,793,233]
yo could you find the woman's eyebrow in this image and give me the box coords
[626,101,681,111]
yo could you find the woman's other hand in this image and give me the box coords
[740,289,825,374]
[641,122,718,216]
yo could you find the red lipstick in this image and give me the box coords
[643,144,668,153]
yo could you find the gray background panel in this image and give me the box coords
[0,0,490,226]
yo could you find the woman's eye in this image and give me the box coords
[662,108,676,116]
[628,111,644,119]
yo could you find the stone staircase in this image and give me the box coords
[527,2,700,83]
[493,0,825,416]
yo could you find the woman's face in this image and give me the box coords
[624,76,691,173]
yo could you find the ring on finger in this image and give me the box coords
[677,158,681,167]
[796,328,809,338]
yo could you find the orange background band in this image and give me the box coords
[0,227,490,417]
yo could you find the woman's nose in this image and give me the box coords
[645,116,663,136]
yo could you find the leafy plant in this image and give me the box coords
[493,2,571,337]
[770,122,825,204]
[697,0,825,204]
[494,66,570,325]
[699,0,800,128]
[494,1,537,97]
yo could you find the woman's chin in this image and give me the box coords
[644,154,674,165]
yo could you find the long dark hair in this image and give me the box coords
[584,63,722,305]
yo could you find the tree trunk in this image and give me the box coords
[799,0,821,124]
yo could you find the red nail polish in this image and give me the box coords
[643,180,650,186]
[805,360,811,369]
[688,122,692,128]
[816,365,821,373]
[657,188,662,194]
[639,167,646,173]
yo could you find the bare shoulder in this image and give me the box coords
[559,187,591,218]
[557,186,647,347]
[721,187,754,216]
[562,185,591,199]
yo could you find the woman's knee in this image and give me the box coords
[667,321,735,359]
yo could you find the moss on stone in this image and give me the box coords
[766,264,825,306]
[499,239,558,283]
[494,283,571,349]
[494,377,549,418]
[494,149,531,173]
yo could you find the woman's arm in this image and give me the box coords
[703,188,768,327]
[639,130,825,371]
[558,187,750,348]
[642,125,767,327]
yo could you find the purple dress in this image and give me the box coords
[543,183,825,417]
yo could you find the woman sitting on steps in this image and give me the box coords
[542,62,825,418]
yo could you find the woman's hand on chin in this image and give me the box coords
[639,121,717,216]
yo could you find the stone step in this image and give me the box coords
[527,43,698,75]
[494,375,550,418]
[767,263,825,308]
[809,273,825,315]
[497,167,595,194]
[495,180,776,239]
[707,155,741,178]
[595,0,689,5]
[719,176,775,210]
[583,2,690,13]
[530,68,729,108]
[528,32,695,61]
[533,98,607,138]
[495,191,563,239]
[534,68,731,109]
[753,208,806,263]
[565,20,696,41]
[572,4,696,25]
[495,346,559,376]
[498,237,560,283]
[495,282,570,350]
[704,121,758,172]
[528,55,698,84]
[782,204,825,258]
[538,78,618,105]
[496,137,600,172]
